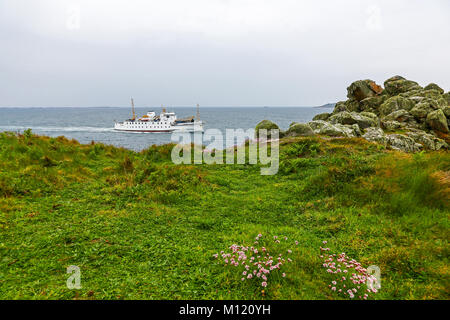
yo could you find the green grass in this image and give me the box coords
[0,131,449,299]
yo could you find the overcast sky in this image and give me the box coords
[0,0,449,107]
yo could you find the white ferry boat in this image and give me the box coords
[114,98,204,132]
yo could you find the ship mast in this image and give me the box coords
[196,103,200,121]
[131,97,136,121]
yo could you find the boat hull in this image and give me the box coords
[114,122,203,133]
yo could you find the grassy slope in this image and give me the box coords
[0,131,449,299]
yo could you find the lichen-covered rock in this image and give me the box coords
[424,83,444,94]
[426,109,449,133]
[382,110,413,122]
[347,80,383,102]
[345,99,360,112]
[443,92,450,106]
[384,76,422,95]
[360,112,379,122]
[322,123,356,137]
[312,112,331,121]
[332,99,360,113]
[360,95,386,113]
[308,120,328,132]
[285,123,314,137]
[379,96,415,116]
[315,122,343,136]
[349,123,362,137]
[410,99,437,119]
[441,105,450,118]
[402,89,448,107]
[406,129,448,151]
[362,128,387,146]
[333,101,347,113]
[428,95,448,108]
[381,120,404,131]
[386,134,422,152]
[309,121,356,138]
[255,120,280,138]
[328,111,377,129]
[408,96,425,104]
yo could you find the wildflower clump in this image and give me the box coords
[320,241,379,300]
[213,234,298,290]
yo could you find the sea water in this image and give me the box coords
[0,107,332,151]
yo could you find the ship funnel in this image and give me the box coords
[131,97,136,121]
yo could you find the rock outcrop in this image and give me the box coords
[255,76,450,152]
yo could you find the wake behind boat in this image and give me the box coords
[114,98,204,132]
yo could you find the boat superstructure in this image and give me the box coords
[114,99,204,132]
